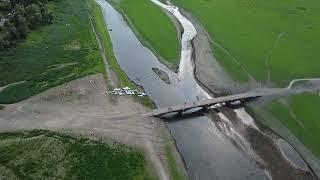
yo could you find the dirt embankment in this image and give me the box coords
[178,9,262,96]
[179,11,235,96]
[0,74,187,180]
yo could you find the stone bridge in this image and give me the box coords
[145,88,316,117]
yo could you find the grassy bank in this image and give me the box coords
[172,0,320,86]
[165,144,185,180]
[0,130,154,179]
[119,0,180,69]
[0,0,104,104]
[86,0,154,108]
[86,0,131,87]
[264,93,320,159]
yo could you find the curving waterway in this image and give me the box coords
[95,0,314,179]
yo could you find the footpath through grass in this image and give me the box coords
[119,0,180,69]
[0,0,104,104]
[0,130,154,179]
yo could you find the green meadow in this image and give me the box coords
[0,0,104,104]
[264,93,320,158]
[0,130,154,179]
[120,0,180,68]
[172,0,320,86]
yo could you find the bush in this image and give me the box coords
[0,0,53,50]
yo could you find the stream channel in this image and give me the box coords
[96,0,315,179]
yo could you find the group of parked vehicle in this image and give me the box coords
[106,87,146,97]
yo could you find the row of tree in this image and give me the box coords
[0,0,53,50]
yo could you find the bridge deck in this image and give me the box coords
[145,88,290,117]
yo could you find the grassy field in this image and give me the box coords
[0,130,154,179]
[172,0,320,86]
[119,0,180,68]
[264,93,320,158]
[0,0,105,104]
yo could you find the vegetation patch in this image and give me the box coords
[264,93,320,159]
[0,129,154,179]
[165,144,185,180]
[119,0,180,69]
[0,0,53,49]
[152,67,170,84]
[0,0,105,103]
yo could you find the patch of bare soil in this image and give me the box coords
[0,74,186,180]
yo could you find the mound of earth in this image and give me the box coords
[152,67,171,84]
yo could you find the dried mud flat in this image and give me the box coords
[0,74,186,180]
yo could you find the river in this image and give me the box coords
[95,0,315,179]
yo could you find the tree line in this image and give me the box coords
[0,0,53,50]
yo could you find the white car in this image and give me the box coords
[125,90,131,95]
[118,92,123,96]
[137,92,146,97]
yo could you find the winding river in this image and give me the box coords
[95,0,313,179]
